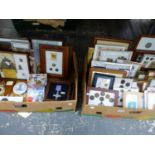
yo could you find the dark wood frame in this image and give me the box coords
[40,44,69,78]
[45,79,71,101]
[94,36,133,50]
[0,50,30,80]
[86,86,119,107]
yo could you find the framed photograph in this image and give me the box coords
[136,35,155,53]
[88,67,127,86]
[32,39,63,65]
[45,79,70,101]
[91,73,115,89]
[94,37,133,50]
[40,45,69,78]
[0,51,30,79]
[93,46,133,62]
[123,92,144,109]
[86,87,119,107]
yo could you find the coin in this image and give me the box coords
[13,82,27,95]
[89,95,94,100]
[145,42,152,48]
[94,93,99,98]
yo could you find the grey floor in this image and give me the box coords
[1,19,155,135]
[1,112,155,135]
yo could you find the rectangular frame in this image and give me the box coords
[45,79,71,101]
[94,37,133,50]
[93,46,133,62]
[88,67,127,86]
[135,35,155,53]
[86,86,119,107]
[0,50,30,80]
[40,44,69,78]
[123,92,144,109]
[31,39,63,65]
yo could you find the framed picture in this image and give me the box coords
[91,73,115,89]
[94,37,133,50]
[136,35,155,53]
[40,45,69,78]
[0,51,30,79]
[114,87,139,107]
[113,78,133,89]
[93,46,133,62]
[86,87,119,107]
[91,60,132,77]
[0,38,30,52]
[45,79,70,101]
[118,60,142,78]
[145,91,155,110]
[123,92,144,109]
[32,39,63,65]
[88,67,127,86]
[138,54,155,68]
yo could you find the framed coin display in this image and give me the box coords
[136,35,155,53]
[40,45,69,78]
[86,87,119,107]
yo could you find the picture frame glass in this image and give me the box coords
[45,50,63,75]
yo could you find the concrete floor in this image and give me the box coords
[1,19,155,135]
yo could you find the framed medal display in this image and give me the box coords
[40,45,69,78]
[45,79,70,101]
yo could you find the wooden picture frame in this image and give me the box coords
[93,45,133,62]
[123,92,144,109]
[31,39,63,65]
[88,67,127,86]
[40,44,69,78]
[0,50,30,80]
[45,79,70,101]
[94,37,133,50]
[135,35,155,53]
[86,86,119,107]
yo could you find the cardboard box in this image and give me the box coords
[81,56,155,120]
[0,52,78,112]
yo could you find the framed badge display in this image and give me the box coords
[40,45,69,78]
[45,79,70,101]
[86,87,119,107]
[0,51,30,79]
[94,37,133,50]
